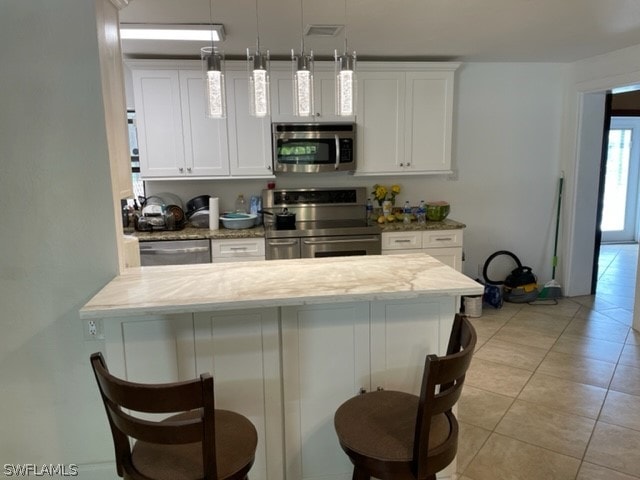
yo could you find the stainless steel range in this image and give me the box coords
[262,187,381,260]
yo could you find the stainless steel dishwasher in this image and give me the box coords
[139,239,211,266]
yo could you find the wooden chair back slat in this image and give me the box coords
[90,352,219,479]
[413,314,477,478]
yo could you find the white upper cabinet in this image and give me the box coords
[132,69,186,177]
[130,61,458,179]
[270,68,356,123]
[178,70,230,176]
[355,63,459,175]
[129,61,274,179]
[225,72,274,176]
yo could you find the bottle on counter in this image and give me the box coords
[403,201,412,224]
[366,198,373,225]
[417,200,426,224]
[235,194,247,213]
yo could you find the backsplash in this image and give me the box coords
[144,174,458,213]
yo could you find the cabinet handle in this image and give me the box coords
[266,165,272,170]
[178,167,184,173]
[229,247,247,251]
[394,239,412,243]
[406,162,411,167]
[376,386,384,391]
[316,112,321,117]
[399,162,404,167]
[435,237,454,242]
[359,388,367,395]
[186,167,192,173]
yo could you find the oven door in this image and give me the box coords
[301,235,381,258]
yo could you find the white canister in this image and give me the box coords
[463,296,482,317]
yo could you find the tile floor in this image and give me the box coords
[457,244,640,480]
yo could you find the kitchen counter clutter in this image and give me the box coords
[126,218,464,241]
[126,225,266,241]
[80,254,480,480]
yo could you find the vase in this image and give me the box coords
[382,200,392,216]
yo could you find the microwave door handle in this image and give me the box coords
[334,134,340,170]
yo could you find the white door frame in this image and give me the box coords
[565,74,640,333]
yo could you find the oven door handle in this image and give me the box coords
[303,237,380,245]
[334,134,340,170]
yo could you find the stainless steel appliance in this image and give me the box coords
[262,187,381,259]
[139,240,211,266]
[272,123,356,173]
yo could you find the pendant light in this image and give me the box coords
[292,0,314,117]
[335,0,356,116]
[247,0,271,117]
[201,0,226,118]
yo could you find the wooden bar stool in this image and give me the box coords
[334,314,477,480]
[90,352,257,480]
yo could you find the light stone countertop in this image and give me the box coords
[80,254,483,319]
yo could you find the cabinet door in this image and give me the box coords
[405,71,454,172]
[194,309,283,480]
[370,297,457,394]
[270,70,355,122]
[356,72,406,174]
[210,238,266,263]
[132,69,186,177]
[281,303,370,480]
[226,72,274,176]
[178,70,230,176]
[424,247,462,271]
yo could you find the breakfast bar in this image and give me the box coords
[81,254,483,480]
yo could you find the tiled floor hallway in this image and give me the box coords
[457,244,640,479]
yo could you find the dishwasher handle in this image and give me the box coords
[140,246,210,255]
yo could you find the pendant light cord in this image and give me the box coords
[209,0,214,48]
[343,0,348,53]
[255,0,261,52]
[300,0,305,54]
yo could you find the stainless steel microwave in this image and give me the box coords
[272,123,356,173]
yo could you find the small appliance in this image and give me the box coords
[272,122,356,173]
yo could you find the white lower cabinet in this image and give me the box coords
[210,237,266,263]
[382,229,463,271]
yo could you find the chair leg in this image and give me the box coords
[352,466,370,480]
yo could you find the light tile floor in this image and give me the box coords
[457,244,640,480]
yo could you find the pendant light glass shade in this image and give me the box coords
[292,50,315,117]
[335,50,356,116]
[201,46,226,118]
[247,48,271,117]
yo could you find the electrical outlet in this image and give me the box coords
[84,319,104,340]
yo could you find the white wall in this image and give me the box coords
[0,0,117,474]
[146,62,567,283]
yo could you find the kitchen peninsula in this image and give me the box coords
[81,254,482,480]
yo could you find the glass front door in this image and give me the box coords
[601,117,640,243]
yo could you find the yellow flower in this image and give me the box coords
[391,185,401,195]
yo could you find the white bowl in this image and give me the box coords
[219,213,257,229]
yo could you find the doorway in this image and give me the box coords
[601,117,640,244]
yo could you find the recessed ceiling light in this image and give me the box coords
[304,24,344,37]
[120,24,225,42]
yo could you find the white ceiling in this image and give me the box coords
[119,0,640,63]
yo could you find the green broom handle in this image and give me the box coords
[552,176,564,279]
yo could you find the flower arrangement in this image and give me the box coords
[372,184,401,206]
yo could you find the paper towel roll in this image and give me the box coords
[209,197,219,230]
